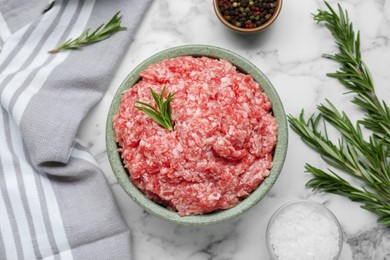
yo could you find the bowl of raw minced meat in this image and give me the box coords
[106,45,288,225]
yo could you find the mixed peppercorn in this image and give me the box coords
[218,0,278,29]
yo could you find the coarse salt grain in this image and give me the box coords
[267,201,341,260]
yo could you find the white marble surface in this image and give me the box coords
[77,0,390,259]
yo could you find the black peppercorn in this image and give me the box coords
[218,0,278,29]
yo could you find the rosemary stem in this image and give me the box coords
[288,1,390,226]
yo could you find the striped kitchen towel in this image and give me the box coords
[0,0,151,259]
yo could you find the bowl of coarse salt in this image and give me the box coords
[266,200,343,260]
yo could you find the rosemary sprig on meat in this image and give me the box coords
[48,11,126,54]
[135,86,175,131]
[288,2,390,225]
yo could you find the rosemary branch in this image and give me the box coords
[48,11,126,54]
[288,2,390,226]
[315,2,390,144]
[135,86,175,131]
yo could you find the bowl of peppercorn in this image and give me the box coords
[213,0,282,33]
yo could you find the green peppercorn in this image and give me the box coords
[218,0,278,29]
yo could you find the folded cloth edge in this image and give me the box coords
[0,0,152,259]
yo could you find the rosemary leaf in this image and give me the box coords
[288,1,390,226]
[48,11,126,54]
[135,101,160,113]
[135,87,175,131]
[135,106,166,128]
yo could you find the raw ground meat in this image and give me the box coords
[113,56,278,216]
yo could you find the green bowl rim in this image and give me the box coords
[106,44,288,225]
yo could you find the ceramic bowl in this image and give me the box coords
[106,44,288,225]
[213,0,283,33]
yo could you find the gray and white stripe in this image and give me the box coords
[0,0,151,258]
[0,116,19,258]
[0,0,94,258]
[0,109,29,258]
[0,11,11,41]
[0,1,64,87]
[0,10,10,50]
[13,0,96,124]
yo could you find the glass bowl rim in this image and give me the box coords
[265,199,343,259]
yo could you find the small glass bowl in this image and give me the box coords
[266,200,343,260]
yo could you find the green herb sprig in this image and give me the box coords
[288,2,390,225]
[48,11,126,54]
[135,86,175,131]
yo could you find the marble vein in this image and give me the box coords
[76,0,390,259]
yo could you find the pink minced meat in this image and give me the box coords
[113,56,278,216]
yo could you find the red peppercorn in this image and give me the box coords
[218,0,277,29]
